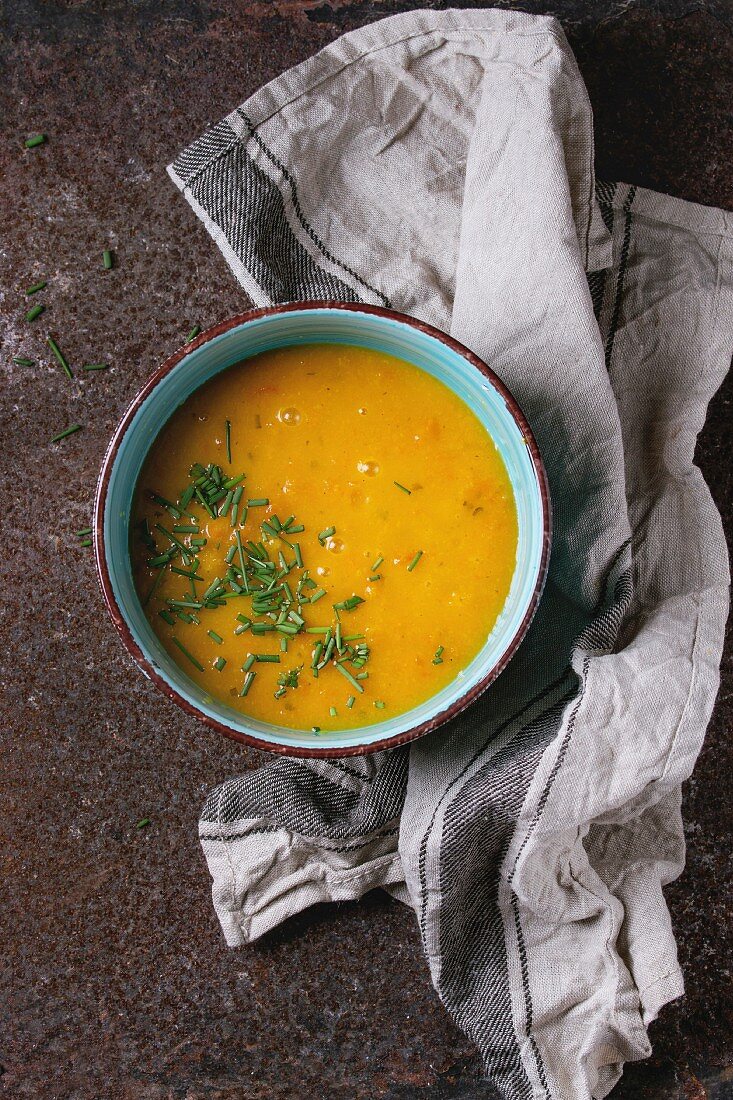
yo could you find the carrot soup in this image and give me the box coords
[130,343,518,732]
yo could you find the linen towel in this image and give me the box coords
[168,9,733,1099]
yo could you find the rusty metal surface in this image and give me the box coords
[0,2,730,1098]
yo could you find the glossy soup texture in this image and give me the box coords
[131,343,518,732]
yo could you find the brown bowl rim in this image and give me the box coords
[94,302,551,758]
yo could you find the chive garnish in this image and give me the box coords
[318,525,335,544]
[294,543,303,568]
[12,356,35,366]
[185,324,200,344]
[347,696,355,709]
[240,670,256,696]
[150,492,181,519]
[159,610,175,626]
[225,419,232,464]
[207,630,223,644]
[286,524,304,534]
[334,663,364,693]
[280,637,288,652]
[223,474,245,490]
[407,550,423,572]
[214,657,226,671]
[333,595,364,611]
[103,250,114,270]
[255,654,280,663]
[329,706,337,718]
[247,498,269,507]
[26,304,45,322]
[83,363,110,371]
[143,566,165,606]
[309,588,326,603]
[25,134,46,148]
[170,567,201,580]
[242,654,255,673]
[173,525,199,533]
[312,726,320,734]
[433,645,444,665]
[26,281,46,295]
[394,481,411,495]
[371,555,384,571]
[46,336,73,380]
[172,637,205,672]
[368,574,381,582]
[374,700,386,709]
[50,423,81,443]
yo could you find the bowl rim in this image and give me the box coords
[94,301,551,758]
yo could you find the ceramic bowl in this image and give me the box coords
[95,303,550,757]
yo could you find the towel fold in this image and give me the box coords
[169,10,732,1098]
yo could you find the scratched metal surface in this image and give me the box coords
[0,2,731,1098]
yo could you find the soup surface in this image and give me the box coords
[131,343,518,732]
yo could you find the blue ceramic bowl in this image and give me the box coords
[95,304,550,757]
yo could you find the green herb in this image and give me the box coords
[394,481,411,495]
[172,637,205,672]
[50,423,81,443]
[309,587,326,603]
[214,656,226,671]
[26,281,46,295]
[223,473,245,490]
[25,134,46,148]
[207,630,223,644]
[407,550,423,572]
[150,493,181,519]
[370,555,384,571]
[170,567,201,580]
[46,336,73,380]
[26,304,45,322]
[76,527,93,536]
[185,324,200,343]
[82,363,109,371]
[12,356,35,366]
[143,566,166,606]
[102,250,114,270]
[173,524,198,534]
[312,726,320,734]
[287,524,304,534]
[225,419,232,464]
[334,662,364,693]
[79,539,92,547]
[242,654,255,673]
[277,666,302,691]
[240,670,256,696]
[247,498,269,507]
[159,610,175,626]
[135,817,151,829]
[374,700,386,709]
[318,525,335,544]
[368,574,381,582]
[329,706,337,718]
[333,595,364,612]
[255,653,280,663]
[347,696,355,709]
[433,645,444,665]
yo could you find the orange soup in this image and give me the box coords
[131,343,518,732]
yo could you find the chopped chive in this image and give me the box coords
[294,543,303,568]
[240,670,256,696]
[311,726,320,734]
[26,281,46,295]
[102,250,114,270]
[370,555,384,571]
[82,363,110,371]
[250,623,275,634]
[167,599,202,609]
[368,574,382,582]
[343,634,365,641]
[46,336,73,380]
[150,493,181,519]
[222,474,245,490]
[159,610,175,626]
[185,324,200,344]
[374,700,386,709]
[214,656,226,671]
[334,662,364,693]
[346,696,356,710]
[407,550,423,572]
[280,636,288,652]
[172,524,198,533]
[225,419,232,464]
[433,645,445,665]
[79,538,92,547]
[12,356,35,366]
[356,672,368,681]
[75,527,93,536]
[318,525,335,544]
[309,588,326,603]
[50,423,81,443]
[218,489,234,517]
[255,654,280,663]
[170,567,202,580]
[247,497,269,507]
[26,304,45,322]
[148,552,175,567]
[306,627,330,635]
[172,637,205,672]
[143,566,165,606]
[333,595,364,611]
[25,134,46,148]
[329,706,337,718]
[394,481,411,495]
[286,524,304,534]
[207,630,223,645]
[242,654,256,673]
[135,817,151,829]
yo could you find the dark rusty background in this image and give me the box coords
[1,2,731,1098]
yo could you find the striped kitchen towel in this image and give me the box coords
[168,9,733,1099]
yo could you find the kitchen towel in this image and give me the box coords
[168,9,733,1099]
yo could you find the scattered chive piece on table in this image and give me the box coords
[79,539,92,548]
[76,527,92,536]
[172,637,204,672]
[25,304,45,322]
[185,324,200,344]
[25,134,46,148]
[12,356,35,366]
[102,249,114,270]
[407,550,423,572]
[135,817,151,829]
[83,363,109,371]
[47,336,73,380]
[26,281,46,295]
[214,656,226,671]
[225,419,232,464]
[394,481,411,495]
[50,423,81,443]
